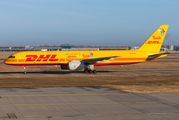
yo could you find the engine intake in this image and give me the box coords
[68,61,85,70]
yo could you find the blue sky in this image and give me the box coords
[0,0,179,46]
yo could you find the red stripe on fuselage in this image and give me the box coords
[5,63,67,66]
[6,62,138,66]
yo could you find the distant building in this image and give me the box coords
[61,46,72,51]
[130,46,140,50]
[160,47,169,52]
[71,48,99,51]
[0,45,131,52]
[99,46,128,50]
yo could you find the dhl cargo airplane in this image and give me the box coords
[4,25,169,74]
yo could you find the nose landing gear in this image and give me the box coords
[21,65,26,75]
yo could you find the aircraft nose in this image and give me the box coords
[4,59,8,64]
[4,59,13,65]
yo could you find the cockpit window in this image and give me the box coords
[8,56,15,59]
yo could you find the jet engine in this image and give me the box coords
[61,61,85,70]
[68,61,85,70]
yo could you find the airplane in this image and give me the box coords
[4,25,169,74]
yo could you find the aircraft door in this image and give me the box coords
[17,54,20,61]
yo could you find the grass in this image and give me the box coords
[0,52,15,59]
[0,74,179,93]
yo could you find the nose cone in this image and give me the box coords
[4,59,9,65]
[4,58,17,65]
[4,54,17,65]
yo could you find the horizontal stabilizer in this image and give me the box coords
[147,53,168,58]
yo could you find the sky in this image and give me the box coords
[0,0,179,46]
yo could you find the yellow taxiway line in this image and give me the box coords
[1,112,179,119]
[0,100,179,107]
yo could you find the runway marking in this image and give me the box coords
[1,112,179,119]
[1,101,179,107]
[0,93,130,97]
[7,113,17,119]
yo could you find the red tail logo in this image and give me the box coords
[147,41,161,44]
[153,36,161,39]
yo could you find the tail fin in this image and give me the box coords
[138,25,169,52]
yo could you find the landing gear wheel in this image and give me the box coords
[84,69,88,73]
[88,70,93,74]
[93,70,97,74]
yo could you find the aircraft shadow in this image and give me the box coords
[0,71,119,75]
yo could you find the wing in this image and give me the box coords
[80,56,120,64]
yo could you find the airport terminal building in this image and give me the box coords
[0,46,129,52]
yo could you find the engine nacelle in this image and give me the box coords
[68,61,85,70]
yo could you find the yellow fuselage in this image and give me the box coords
[4,50,166,66]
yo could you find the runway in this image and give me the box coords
[0,69,179,76]
[0,87,179,120]
[0,59,4,62]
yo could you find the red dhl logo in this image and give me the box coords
[25,54,58,62]
[83,54,90,57]
[147,41,161,44]
[153,36,161,39]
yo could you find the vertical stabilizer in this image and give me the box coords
[138,25,169,52]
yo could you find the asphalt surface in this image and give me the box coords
[0,69,179,76]
[157,58,179,60]
[0,87,179,120]
[0,59,4,62]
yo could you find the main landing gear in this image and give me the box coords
[84,65,97,74]
[21,65,26,75]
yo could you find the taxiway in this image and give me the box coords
[0,69,179,76]
[0,87,179,119]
